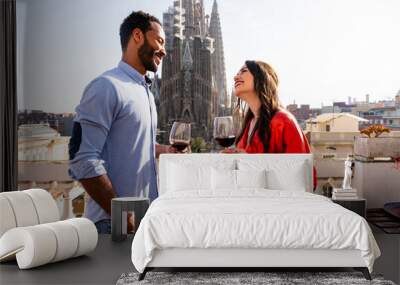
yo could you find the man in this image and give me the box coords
[69,11,176,233]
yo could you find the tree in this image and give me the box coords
[360,125,390,138]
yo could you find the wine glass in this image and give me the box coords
[213,116,236,149]
[169,122,191,152]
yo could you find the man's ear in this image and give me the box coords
[132,28,144,44]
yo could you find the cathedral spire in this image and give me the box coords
[209,0,228,113]
[183,0,195,38]
[199,0,206,37]
[211,0,218,15]
[183,41,193,67]
[173,0,183,39]
[193,0,206,37]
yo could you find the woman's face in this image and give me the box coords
[233,65,255,100]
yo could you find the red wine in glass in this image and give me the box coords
[213,116,235,149]
[171,140,189,151]
[215,136,236,148]
[169,122,191,152]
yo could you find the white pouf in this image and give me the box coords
[0,218,98,269]
[0,196,17,237]
[24,189,60,223]
[0,192,39,227]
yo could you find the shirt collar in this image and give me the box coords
[118,60,150,86]
[145,75,152,86]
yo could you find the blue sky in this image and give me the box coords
[17,0,400,112]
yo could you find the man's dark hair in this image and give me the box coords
[119,11,161,51]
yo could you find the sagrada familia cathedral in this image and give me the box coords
[154,0,228,143]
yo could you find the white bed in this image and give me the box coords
[131,154,380,280]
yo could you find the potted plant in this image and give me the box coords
[354,125,400,160]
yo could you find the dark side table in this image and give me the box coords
[111,197,149,241]
[332,198,366,218]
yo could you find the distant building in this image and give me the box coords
[286,103,322,129]
[18,110,50,125]
[294,91,400,195]
[396,90,400,107]
[17,124,84,218]
[18,110,75,136]
[307,130,361,194]
[321,105,341,114]
[351,103,381,117]
[307,129,400,198]
[333,101,355,113]
[18,124,69,161]
[158,0,228,142]
[286,104,310,121]
[360,106,400,130]
[304,113,368,192]
[305,113,368,132]
[383,108,400,129]
[310,108,322,119]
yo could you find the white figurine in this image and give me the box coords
[342,157,353,189]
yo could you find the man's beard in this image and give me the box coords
[138,37,158,72]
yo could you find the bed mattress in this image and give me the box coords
[131,190,380,273]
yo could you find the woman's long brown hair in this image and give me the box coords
[235,60,280,152]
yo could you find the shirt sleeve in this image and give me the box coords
[69,77,120,180]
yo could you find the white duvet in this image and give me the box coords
[131,190,380,273]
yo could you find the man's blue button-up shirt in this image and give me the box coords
[69,61,158,223]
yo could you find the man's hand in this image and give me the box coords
[127,212,135,233]
[156,144,189,157]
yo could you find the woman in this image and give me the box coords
[226,60,316,188]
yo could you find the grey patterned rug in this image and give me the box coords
[116,271,396,285]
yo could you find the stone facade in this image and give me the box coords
[158,0,228,143]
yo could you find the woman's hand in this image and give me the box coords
[221,148,246,154]
[156,144,180,158]
[166,144,190,154]
[165,145,178,153]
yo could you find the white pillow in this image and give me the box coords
[236,169,267,189]
[237,158,310,191]
[167,162,212,191]
[212,168,237,190]
[266,162,308,191]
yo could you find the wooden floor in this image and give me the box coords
[0,228,398,285]
[372,226,400,284]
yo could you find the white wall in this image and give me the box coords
[353,160,400,208]
[329,116,360,132]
